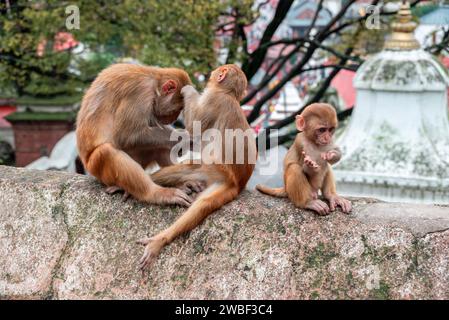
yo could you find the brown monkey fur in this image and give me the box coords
[137,64,257,270]
[256,103,351,215]
[76,63,193,207]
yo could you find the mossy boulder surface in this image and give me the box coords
[0,165,449,299]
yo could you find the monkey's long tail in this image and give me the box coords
[256,184,288,198]
[154,182,239,245]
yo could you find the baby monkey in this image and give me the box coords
[256,103,351,215]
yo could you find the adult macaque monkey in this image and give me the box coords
[256,103,351,215]
[76,63,193,206]
[137,64,257,270]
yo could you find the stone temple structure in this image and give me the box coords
[334,2,449,204]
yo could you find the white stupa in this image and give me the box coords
[334,2,449,204]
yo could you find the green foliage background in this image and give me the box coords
[0,0,252,98]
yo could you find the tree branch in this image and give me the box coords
[256,46,355,147]
[304,0,324,38]
[241,0,295,80]
[315,0,357,41]
[324,0,422,38]
[245,0,359,123]
[241,41,304,105]
[246,43,318,123]
[425,27,449,55]
[337,107,353,122]
[243,0,271,27]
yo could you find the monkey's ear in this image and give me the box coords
[217,67,229,83]
[295,115,306,131]
[162,80,177,95]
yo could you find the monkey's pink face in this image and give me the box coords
[314,125,335,146]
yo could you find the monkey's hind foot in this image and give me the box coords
[326,195,352,214]
[152,187,193,207]
[305,199,330,216]
[105,186,131,202]
[136,237,164,271]
[179,180,207,195]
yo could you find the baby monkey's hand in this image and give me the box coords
[302,151,320,172]
[321,150,339,163]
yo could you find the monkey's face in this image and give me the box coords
[301,116,337,146]
[298,103,338,146]
[313,123,336,146]
[209,64,248,101]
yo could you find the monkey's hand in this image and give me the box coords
[326,195,352,213]
[136,236,164,271]
[181,85,198,99]
[305,199,330,216]
[302,152,320,172]
[321,150,339,163]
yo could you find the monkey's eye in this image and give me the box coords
[318,127,327,133]
[329,127,335,133]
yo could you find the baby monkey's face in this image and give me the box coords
[296,103,338,147]
[313,123,336,146]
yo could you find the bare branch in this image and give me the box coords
[304,0,324,38]
[425,27,449,55]
[216,20,236,32]
[257,46,355,148]
[312,40,362,63]
[315,0,357,41]
[243,0,271,27]
[324,0,422,37]
[241,0,295,80]
[241,42,304,105]
[337,107,353,122]
[246,0,359,122]
[246,43,317,123]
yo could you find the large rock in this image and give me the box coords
[0,165,448,299]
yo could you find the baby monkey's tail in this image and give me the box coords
[256,184,288,198]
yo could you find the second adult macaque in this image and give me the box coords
[76,63,193,206]
[256,103,351,215]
